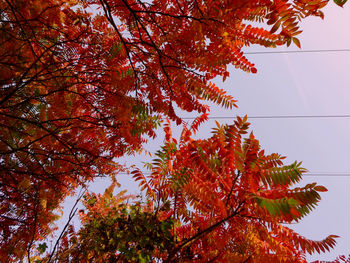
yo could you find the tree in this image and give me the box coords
[0,0,155,259]
[0,0,346,261]
[39,118,337,262]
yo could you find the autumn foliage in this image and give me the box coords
[0,0,346,261]
[40,118,337,262]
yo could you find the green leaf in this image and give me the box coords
[38,242,47,254]
[109,42,122,59]
[139,253,150,263]
[334,0,347,7]
[263,200,277,216]
[287,198,299,207]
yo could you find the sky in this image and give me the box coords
[78,2,350,261]
[215,3,350,261]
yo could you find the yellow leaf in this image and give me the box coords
[40,198,47,209]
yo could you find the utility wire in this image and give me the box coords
[116,172,350,177]
[305,173,350,177]
[124,48,350,178]
[245,48,350,55]
[180,114,350,120]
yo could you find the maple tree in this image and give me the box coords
[0,0,346,261]
[36,118,337,262]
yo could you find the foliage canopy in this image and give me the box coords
[0,0,346,261]
[40,119,337,262]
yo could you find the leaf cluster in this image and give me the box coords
[59,118,338,262]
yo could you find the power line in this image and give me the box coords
[180,114,350,120]
[116,172,350,177]
[305,173,350,177]
[121,49,350,179]
[245,48,350,55]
